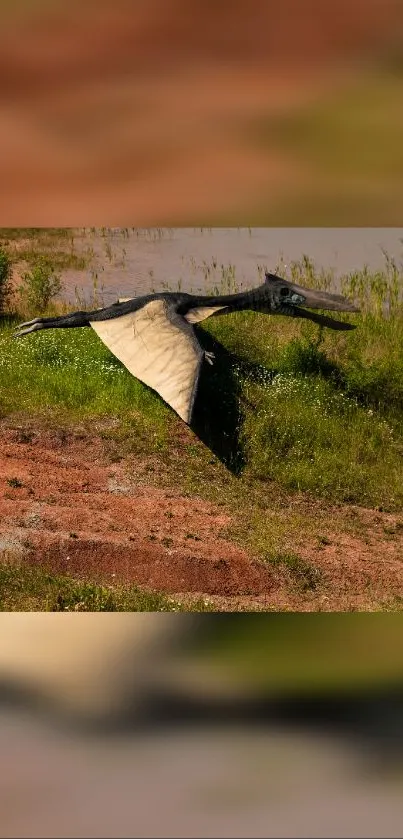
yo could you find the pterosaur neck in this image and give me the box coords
[189,285,269,313]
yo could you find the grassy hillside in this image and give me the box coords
[1,253,402,510]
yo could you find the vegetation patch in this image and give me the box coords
[266,551,323,592]
[0,557,212,612]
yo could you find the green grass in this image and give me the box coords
[0,319,174,453]
[195,257,403,510]
[1,253,403,513]
[0,559,212,612]
[239,361,402,507]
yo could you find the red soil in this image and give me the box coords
[0,422,274,599]
[1,420,402,610]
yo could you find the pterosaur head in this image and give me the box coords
[264,273,360,330]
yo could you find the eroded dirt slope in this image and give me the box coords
[1,420,403,610]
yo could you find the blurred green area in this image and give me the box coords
[247,68,403,225]
[190,614,403,698]
[259,71,403,179]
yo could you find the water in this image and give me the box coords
[64,228,403,305]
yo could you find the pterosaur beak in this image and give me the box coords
[265,273,360,313]
[290,283,359,312]
[290,308,357,330]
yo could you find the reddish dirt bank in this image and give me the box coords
[1,420,403,610]
[0,422,274,600]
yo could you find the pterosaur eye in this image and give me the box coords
[280,287,289,297]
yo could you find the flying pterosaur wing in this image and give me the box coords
[90,299,204,424]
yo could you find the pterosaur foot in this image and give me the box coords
[13,319,45,339]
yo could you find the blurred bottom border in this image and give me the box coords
[2,613,403,837]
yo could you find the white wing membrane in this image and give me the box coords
[184,305,226,324]
[90,299,204,423]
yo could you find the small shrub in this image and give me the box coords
[18,257,63,313]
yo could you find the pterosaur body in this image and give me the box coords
[14,273,359,424]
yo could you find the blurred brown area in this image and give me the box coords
[1,0,402,224]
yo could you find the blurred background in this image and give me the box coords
[1,0,403,224]
[2,613,403,837]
